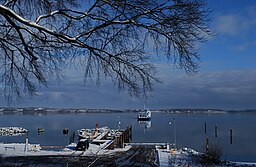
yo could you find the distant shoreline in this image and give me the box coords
[0,107,255,115]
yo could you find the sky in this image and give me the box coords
[0,0,256,110]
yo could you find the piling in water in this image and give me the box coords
[129,126,132,140]
[230,129,233,144]
[69,131,75,144]
[204,122,207,134]
[215,125,217,138]
[206,137,209,153]
[63,128,69,135]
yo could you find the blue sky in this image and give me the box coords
[1,0,256,110]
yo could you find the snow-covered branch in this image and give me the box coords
[0,0,211,103]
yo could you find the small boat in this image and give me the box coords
[78,123,109,140]
[137,110,151,121]
[78,128,99,139]
[0,127,28,136]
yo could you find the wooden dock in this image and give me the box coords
[125,143,175,147]
[40,146,65,149]
[126,143,166,146]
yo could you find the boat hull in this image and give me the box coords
[137,117,151,121]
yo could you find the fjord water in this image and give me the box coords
[0,112,255,162]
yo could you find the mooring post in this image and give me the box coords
[129,126,132,141]
[204,122,207,134]
[206,137,209,153]
[24,132,28,152]
[215,125,218,138]
[230,129,233,144]
[173,118,176,149]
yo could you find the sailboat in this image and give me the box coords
[137,110,151,121]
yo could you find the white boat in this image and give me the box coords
[0,127,28,136]
[137,110,151,121]
[78,126,109,140]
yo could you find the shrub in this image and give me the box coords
[199,143,222,165]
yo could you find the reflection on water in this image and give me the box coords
[0,112,256,162]
[138,120,151,129]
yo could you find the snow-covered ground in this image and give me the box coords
[0,142,131,157]
[1,142,256,166]
[156,147,256,167]
[157,147,200,167]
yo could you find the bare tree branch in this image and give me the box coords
[0,0,212,103]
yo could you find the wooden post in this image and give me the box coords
[215,125,217,138]
[129,126,132,141]
[230,129,233,144]
[204,122,207,134]
[173,118,176,149]
[206,137,209,153]
[121,132,125,148]
[69,131,75,144]
[25,132,28,152]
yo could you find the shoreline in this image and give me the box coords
[1,145,255,167]
[1,107,255,115]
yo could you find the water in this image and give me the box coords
[0,112,255,162]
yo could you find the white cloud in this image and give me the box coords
[148,65,256,109]
[51,91,64,99]
[1,64,256,110]
[233,44,248,51]
[35,92,44,96]
[215,15,243,35]
[215,6,256,36]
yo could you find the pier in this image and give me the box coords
[126,143,170,146]
[40,146,65,149]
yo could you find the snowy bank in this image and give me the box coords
[0,142,131,157]
[156,147,256,167]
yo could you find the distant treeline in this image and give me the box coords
[0,107,255,115]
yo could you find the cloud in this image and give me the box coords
[148,66,256,110]
[51,91,64,99]
[215,15,243,35]
[215,6,256,36]
[232,44,248,52]
[0,64,255,110]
